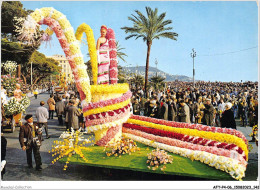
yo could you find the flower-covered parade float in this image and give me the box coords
[16,7,249,180]
[1,61,30,132]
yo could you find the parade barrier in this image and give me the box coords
[17,7,248,180]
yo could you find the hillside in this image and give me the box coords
[122,66,193,82]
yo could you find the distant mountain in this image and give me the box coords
[122,66,193,82]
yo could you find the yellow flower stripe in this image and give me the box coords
[127,119,248,160]
[90,83,129,94]
[75,23,98,85]
[83,98,131,117]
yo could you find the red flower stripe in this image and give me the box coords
[122,127,247,165]
[83,90,132,112]
[96,125,121,146]
[130,115,247,145]
[85,106,131,126]
[86,104,131,121]
[41,17,87,101]
[106,28,118,84]
[123,123,245,157]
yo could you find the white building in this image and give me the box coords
[47,54,73,81]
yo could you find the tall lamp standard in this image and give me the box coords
[190,48,196,88]
[31,61,33,86]
[155,58,158,77]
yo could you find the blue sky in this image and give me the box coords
[21,1,258,82]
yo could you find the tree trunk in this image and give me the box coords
[21,74,27,85]
[144,41,152,98]
[17,64,21,79]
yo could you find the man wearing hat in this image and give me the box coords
[19,114,42,171]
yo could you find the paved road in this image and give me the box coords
[1,92,258,181]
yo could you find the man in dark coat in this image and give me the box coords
[1,134,7,179]
[67,100,82,131]
[168,98,177,121]
[132,99,141,115]
[221,102,236,129]
[203,98,214,126]
[159,99,168,120]
[19,114,42,170]
[55,97,65,126]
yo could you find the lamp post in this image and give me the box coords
[190,48,196,88]
[31,61,33,86]
[155,58,158,77]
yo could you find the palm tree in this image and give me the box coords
[149,75,166,91]
[121,7,178,97]
[131,74,144,89]
[116,41,128,63]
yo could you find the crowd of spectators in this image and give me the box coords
[130,81,258,139]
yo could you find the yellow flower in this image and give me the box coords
[64,30,76,44]
[58,17,72,30]
[51,9,64,20]
[75,23,98,85]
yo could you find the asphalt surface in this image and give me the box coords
[1,92,258,181]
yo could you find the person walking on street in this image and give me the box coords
[19,115,42,171]
[64,101,72,131]
[33,88,39,99]
[178,100,190,123]
[35,101,50,140]
[56,97,65,126]
[67,99,82,131]
[47,94,55,119]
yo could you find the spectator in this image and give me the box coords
[35,101,50,140]
[203,98,214,126]
[220,102,236,129]
[132,99,141,115]
[159,99,168,120]
[19,115,42,171]
[1,134,7,179]
[64,101,72,131]
[168,98,177,121]
[188,99,195,123]
[178,100,190,123]
[67,99,82,131]
[148,100,159,118]
[56,97,65,126]
[47,94,56,120]
[240,98,248,126]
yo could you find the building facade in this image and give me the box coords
[47,54,73,81]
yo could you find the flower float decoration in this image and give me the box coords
[75,23,98,85]
[106,28,118,84]
[18,7,92,103]
[147,148,173,171]
[3,96,30,116]
[19,7,249,180]
[103,137,140,157]
[3,61,17,74]
[49,128,93,170]
[123,115,249,180]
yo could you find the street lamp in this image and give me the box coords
[155,58,158,77]
[31,61,33,86]
[190,48,196,88]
